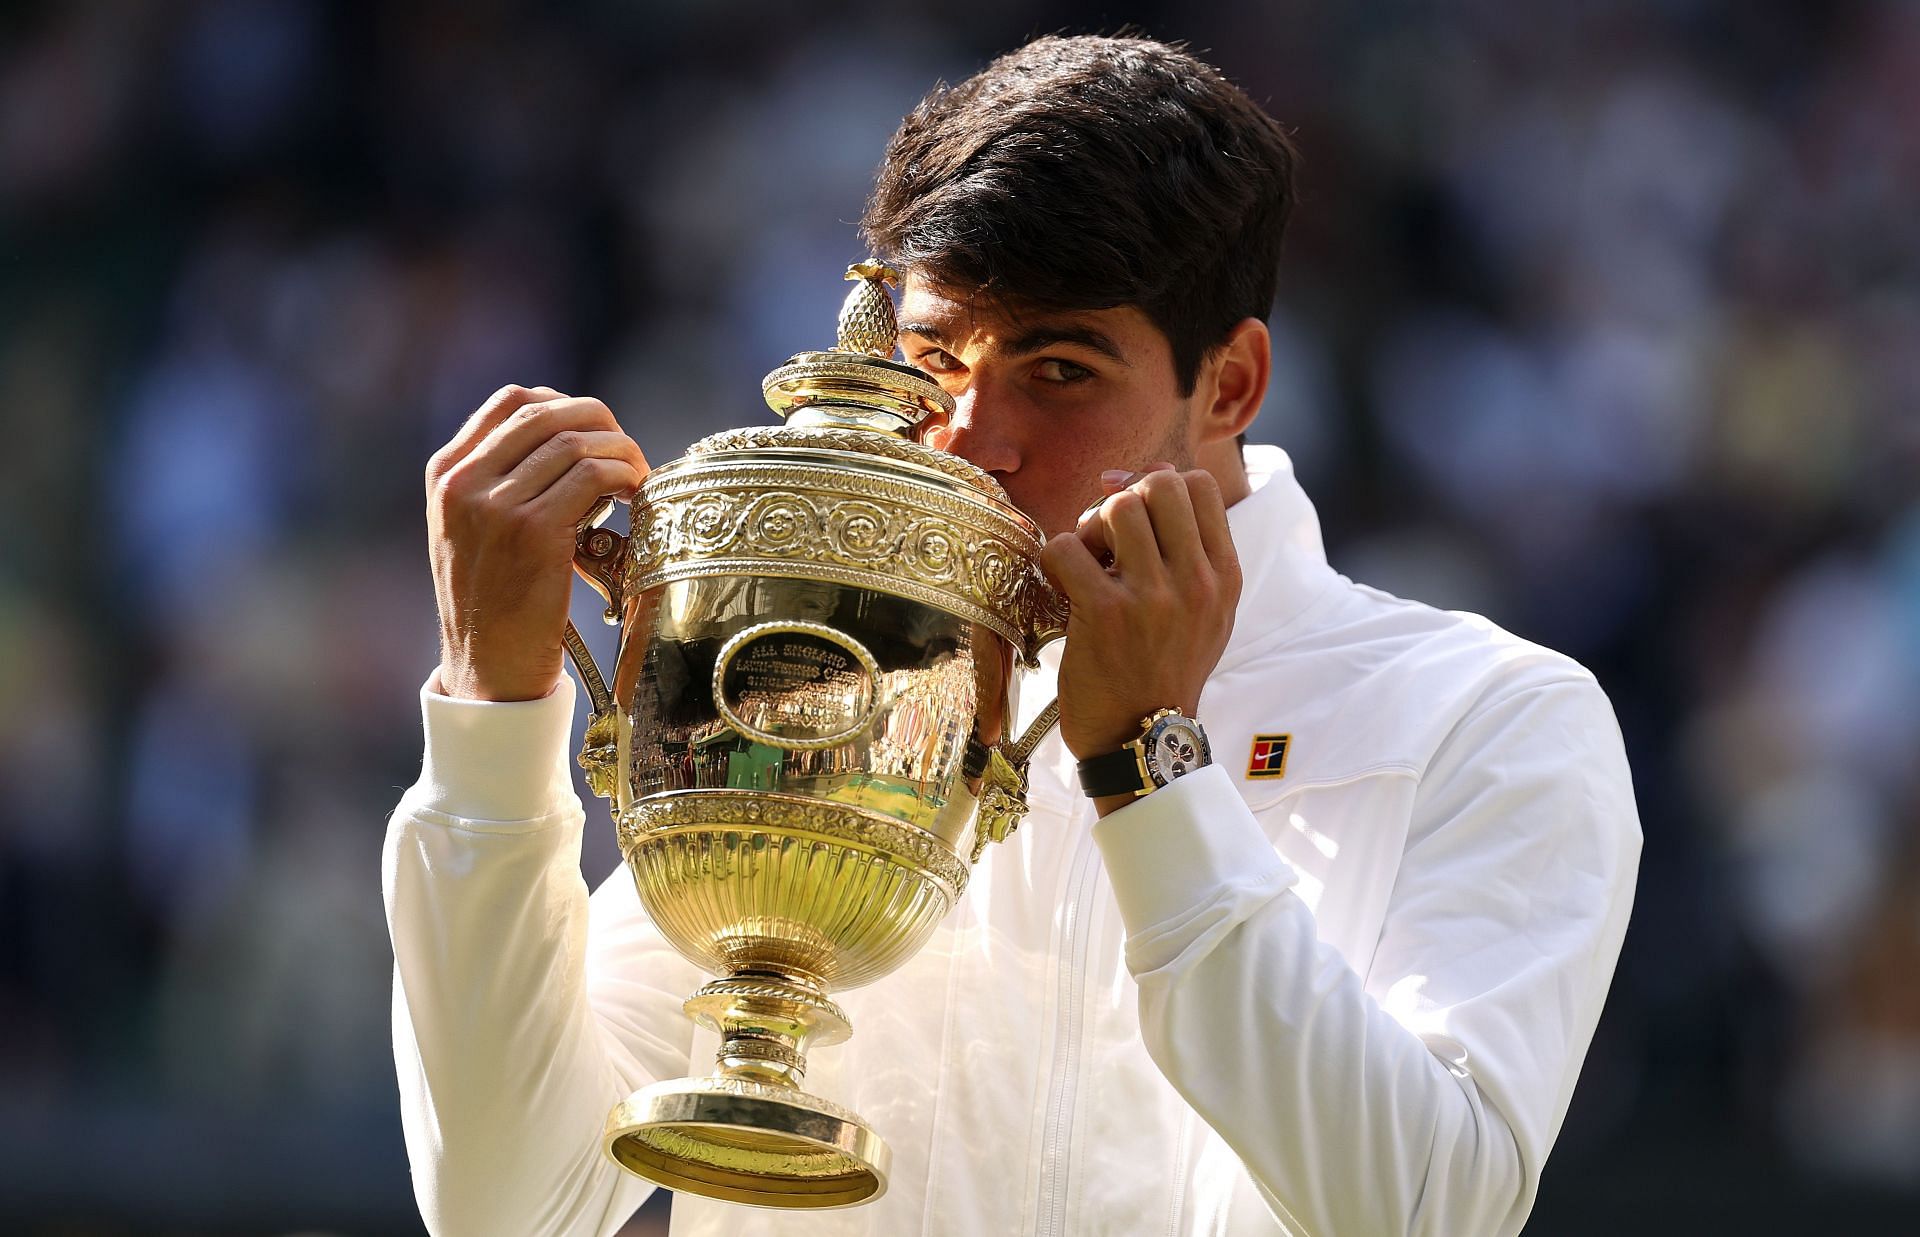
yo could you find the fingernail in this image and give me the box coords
[1100,469,1132,487]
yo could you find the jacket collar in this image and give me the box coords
[1217,444,1340,670]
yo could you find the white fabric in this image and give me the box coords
[385,446,1641,1236]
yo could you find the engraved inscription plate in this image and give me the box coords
[713,621,882,750]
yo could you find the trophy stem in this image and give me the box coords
[685,974,853,1090]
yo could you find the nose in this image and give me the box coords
[922,388,1021,477]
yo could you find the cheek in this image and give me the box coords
[1059,397,1168,467]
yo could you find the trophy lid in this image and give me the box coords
[761,263,955,435]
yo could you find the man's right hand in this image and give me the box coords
[425,385,650,702]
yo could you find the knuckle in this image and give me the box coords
[572,456,621,485]
[426,479,459,521]
[437,457,480,498]
[476,484,514,518]
[485,383,541,415]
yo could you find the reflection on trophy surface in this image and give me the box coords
[559,263,1065,1209]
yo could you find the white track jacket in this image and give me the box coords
[385,446,1642,1236]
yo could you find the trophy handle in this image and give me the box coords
[1020,579,1070,668]
[973,580,1069,860]
[566,496,629,801]
[968,697,1062,863]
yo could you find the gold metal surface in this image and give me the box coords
[688,424,1005,498]
[710,620,886,751]
[605,1077,889,1209]
[625,448,1059,664]
[836,262,902,358]
[761,261,953,433]
[560,262,1063,1209]
[761,352,953,431]
[617,789,970,985]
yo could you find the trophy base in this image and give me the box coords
[604,1075,889,1209]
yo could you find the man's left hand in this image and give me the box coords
[1038,463,1242,767]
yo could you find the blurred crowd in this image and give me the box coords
[2,0,1916,1231]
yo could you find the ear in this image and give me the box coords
[1194,317,1270,445]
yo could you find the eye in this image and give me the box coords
[1034,358,1094,384]
[910,348,964,374]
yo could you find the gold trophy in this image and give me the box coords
[560,264,1065,1209]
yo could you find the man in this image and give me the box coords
[386,34,1640,1237]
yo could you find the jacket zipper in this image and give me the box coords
[1034,816,1102,1236]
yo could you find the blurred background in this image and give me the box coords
[3,0,1917,1232]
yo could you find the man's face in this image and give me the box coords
[897,275,1200,538]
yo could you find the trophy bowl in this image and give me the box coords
[561,266,1064,1209]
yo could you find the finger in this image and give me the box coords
[1078,461,1177,557]
[1075,482,1163,566]
[428,384,563,480]
[1136,469,1206,578]
[492,430,649,506]
[1039,531,1116,606]
[462,396,625,483]
[528,455,648,524]
[1098,459,1176,496]
[1183,469,1237,571]
[1093,489,1166,583]
[1075,498,1112,562]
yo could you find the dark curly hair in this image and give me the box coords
[860,34,1298,396]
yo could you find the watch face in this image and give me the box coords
[1144,715,1211,785]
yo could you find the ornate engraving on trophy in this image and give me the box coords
[626,463,1047,656]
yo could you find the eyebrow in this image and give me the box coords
[897,320,1132,367]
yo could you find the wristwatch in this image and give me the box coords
[1076,709,1213,799]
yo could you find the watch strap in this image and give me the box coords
[1077,745,1152,798]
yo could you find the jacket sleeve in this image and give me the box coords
[383,671,702,1237]
[1091,673,1641,1237]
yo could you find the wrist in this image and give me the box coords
[1068,698,1200,760]
[1076,707,1213,803]
[436,648,563,703]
